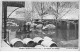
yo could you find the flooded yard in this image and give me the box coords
[7,27,78,47]
[4,19,78,47]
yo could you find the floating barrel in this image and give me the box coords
[35,45,44,47]
[23,38,37,47]
[26,22,31,25]
[33,37,43,45]
[10,38,23,47]
[42,24,56,30]
[36,24,43,29]
[41,40,57,47]
[43,36,52,41]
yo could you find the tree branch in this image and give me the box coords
[59,8,71,19]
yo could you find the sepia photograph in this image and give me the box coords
[1,0,79,50]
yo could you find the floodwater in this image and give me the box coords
[7,27,78,41]
[4,19,78,47]
[6,28,78,47]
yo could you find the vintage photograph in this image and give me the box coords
[2,1,79,48]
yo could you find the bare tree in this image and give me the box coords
[32,2,79,20]
[32,2,79,41]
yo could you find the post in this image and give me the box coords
[75,23,77,39]
[67,21,70,41]
[3,2,7,42]
[56,2,59,39]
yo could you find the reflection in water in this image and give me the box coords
[14,28,78,42]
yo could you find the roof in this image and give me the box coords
[61,8,79,20]
[43,14,56,19]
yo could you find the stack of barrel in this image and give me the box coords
[10,36,57,47]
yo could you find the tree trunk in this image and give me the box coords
[67,22,69,41]
[55,2,59,41]
[75,23,77,39]
[41,2,44,29]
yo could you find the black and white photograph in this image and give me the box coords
[1,0,79,50]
